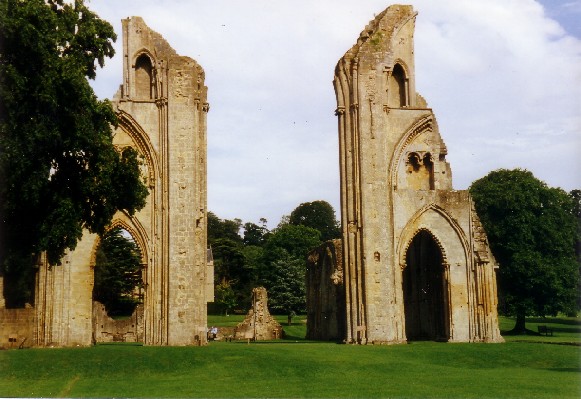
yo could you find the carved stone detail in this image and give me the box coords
[319,4,503,345]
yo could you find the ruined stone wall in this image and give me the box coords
[92,302,144,343]
[332,4,502,344]
[306,240,345,341]
[0,307,35,349]
[5,16,212,348]
[234,287,283,341]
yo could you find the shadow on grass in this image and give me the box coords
[547,367,581,373]
[231,340,327,345]
[527,317,581,326]
[501,328,541,336]
[552,326,581,333]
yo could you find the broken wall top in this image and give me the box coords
[335,5,426,108]
[115,17,207,103]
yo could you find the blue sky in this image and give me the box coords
[89,0,581,228]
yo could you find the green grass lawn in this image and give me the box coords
[499,316,581,344]
[1,315,580,398]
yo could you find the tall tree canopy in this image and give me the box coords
[571,189,581,310]
[0,0,148,306]
[261,224,321,316]
[207,211,322,316]
[266,250,306,316]
[207,212,242,246]
[470,169,579,333]
[93,227,143,316]
[242,220,269,247]
[264,224,321,263]
[289,200,340,242]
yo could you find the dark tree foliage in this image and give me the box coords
[212,238,246,285]
[266,249,306,316]
[93,227,143,316]
[260,224,321,316]
[214,279,237,316]
[470,169,579,333]
[242,222,270,247]
[0,0,148,306]
[264,224,321,263]
[289,200,340,242]
[207,210,324,316]
[242,245,266,286]
[212,237,256,309]
[571,190,581,261]
[207,212,242,246]
[571,189,581,311]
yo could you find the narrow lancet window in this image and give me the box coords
[135,54,154,99]
[388,63,408,108]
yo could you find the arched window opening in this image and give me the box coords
[406,152,434,190]
[388,63,408,108]
[93,226,144,317]
[135,54,154,99]
[403,230,448,341]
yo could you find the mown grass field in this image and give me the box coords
[1,316,579,398]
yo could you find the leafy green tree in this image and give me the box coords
[212,238,246,284]
[214,279,237,316]
[93,227,143,316]
[242,245,265,287]
[265,249,306,318]
[289,200,340,242]
[571,189,581,312]
[207,212,242,245]
[0,0,147,306]
[260,224,321,317]
[470,169,579,333]
[211,237,252,307]
[208,212,322,316]
[242,221,270,246]
[265,224,322,262]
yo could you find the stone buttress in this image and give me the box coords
[328,4,502,344]
[31,17,212,347]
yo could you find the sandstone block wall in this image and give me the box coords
[234,287,283,341]
[0,307,35,349]
[0,16,211,348]
[329,4,503,344]
[92,302,144,343]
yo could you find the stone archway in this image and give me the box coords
[91,221,146,343]
[27,17,212,347]
[402,230,449,341]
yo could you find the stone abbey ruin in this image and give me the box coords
[306,5,502,344]
[1,16,213,347]
[0,5,502,347]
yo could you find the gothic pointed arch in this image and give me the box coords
[108,213,149,267]
[115,110,159,187]
[401,227,448,270]
[402,228,449,341]
[89,211,150,269]
[397,203,469,269]
[389,114,434,189]
[133,50,156,99]
[388,61,409,108]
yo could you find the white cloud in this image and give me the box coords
[89,0,581,227]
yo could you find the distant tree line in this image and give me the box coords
[208,200,340,320]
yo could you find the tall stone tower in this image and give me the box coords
[113,16,210,345]
[30,17,212,347]
[329,5,502,344]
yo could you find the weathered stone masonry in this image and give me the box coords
[0,17,213,347]
[307,5,503,344]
